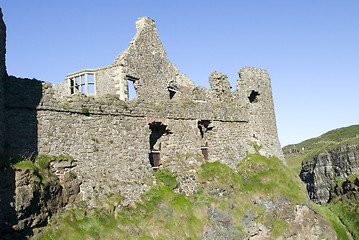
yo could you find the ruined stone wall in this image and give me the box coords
[114,17,184,103]
[4,76,43,156]
[4,76,263,202]
[4,76,282,204]
[95,65,127,99]
[0,8,6,154]
[237,67,284,161]
[2,15,284,203]
[52,79,68,102]
[204,121,250,168]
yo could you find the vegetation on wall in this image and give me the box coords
[35,154,309,239]
[11,155,74,189]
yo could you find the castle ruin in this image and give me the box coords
[0,12,284,203]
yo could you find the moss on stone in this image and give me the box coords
[36,155,318,239]
[155,169,178,189]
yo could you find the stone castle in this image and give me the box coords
[0,11,283,203]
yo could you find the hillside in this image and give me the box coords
[283,124,359,174]
[2,153,338,240]
[283,124,359,239]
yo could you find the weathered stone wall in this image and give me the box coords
[237,67,284,161]
[3,75,272,202]
[4,76,43,155]
[52,79,68,102]
[113,17,185,103]
[95,65,127,100]
[0,8,6,154]
[2,15,284,204]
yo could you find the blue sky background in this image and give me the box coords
[1,1,358,146]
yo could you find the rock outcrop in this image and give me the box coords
[241,203,336,240]
[0,157,81,239]
[300,144,359,204]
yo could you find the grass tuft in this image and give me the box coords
[155,169,178,189]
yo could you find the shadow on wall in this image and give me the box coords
[148,122,172,167]
[1,76,42,238]
[4,76,43,157]
[0,168,19,239]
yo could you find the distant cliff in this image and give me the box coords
[284,124,359,239]
[283,124,359,204]
[300,144,359,204]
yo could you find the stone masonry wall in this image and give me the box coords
[237,67,284,161]
[4,76,43,155]
[3,76,269,202]
[113,17,183,103]
[95,65,126,99]
[0,8,6,154]
[2,16,284,203]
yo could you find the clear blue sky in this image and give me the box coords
[1,1,358,146]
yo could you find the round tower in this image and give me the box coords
[237,67,284,161]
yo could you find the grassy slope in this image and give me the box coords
[35,154,307,240]
[283,124,359,174]
[283,124,359,240]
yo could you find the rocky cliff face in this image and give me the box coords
[300,144,359,204]
[202,202,335,240]
[0,157,81,239]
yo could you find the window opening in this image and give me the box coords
[70,79,75,94]
[198,120,214,139]
[87,74,95,94]
[68,71,96,95]
[148,121,172,170]
[128,80,136,100]
[248,90,260,103]
[168,87,177,99]
[126,75,139,101]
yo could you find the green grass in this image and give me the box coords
[311,203,351,240]
[197,161,243,185]
[36,207,121,240]
[12,155,53,187]
[155,169,178,189]
[269,218,289,238]
[81,107,89,115]
[282,124,359,239]
[329,199,359,239]
[11,155,74,189]
[237,154,307,203]
[283,124,359,175]
[36,155,312,239]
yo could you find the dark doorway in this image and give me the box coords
[148,122,172,168]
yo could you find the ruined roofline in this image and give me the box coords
[58,16,276,108]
